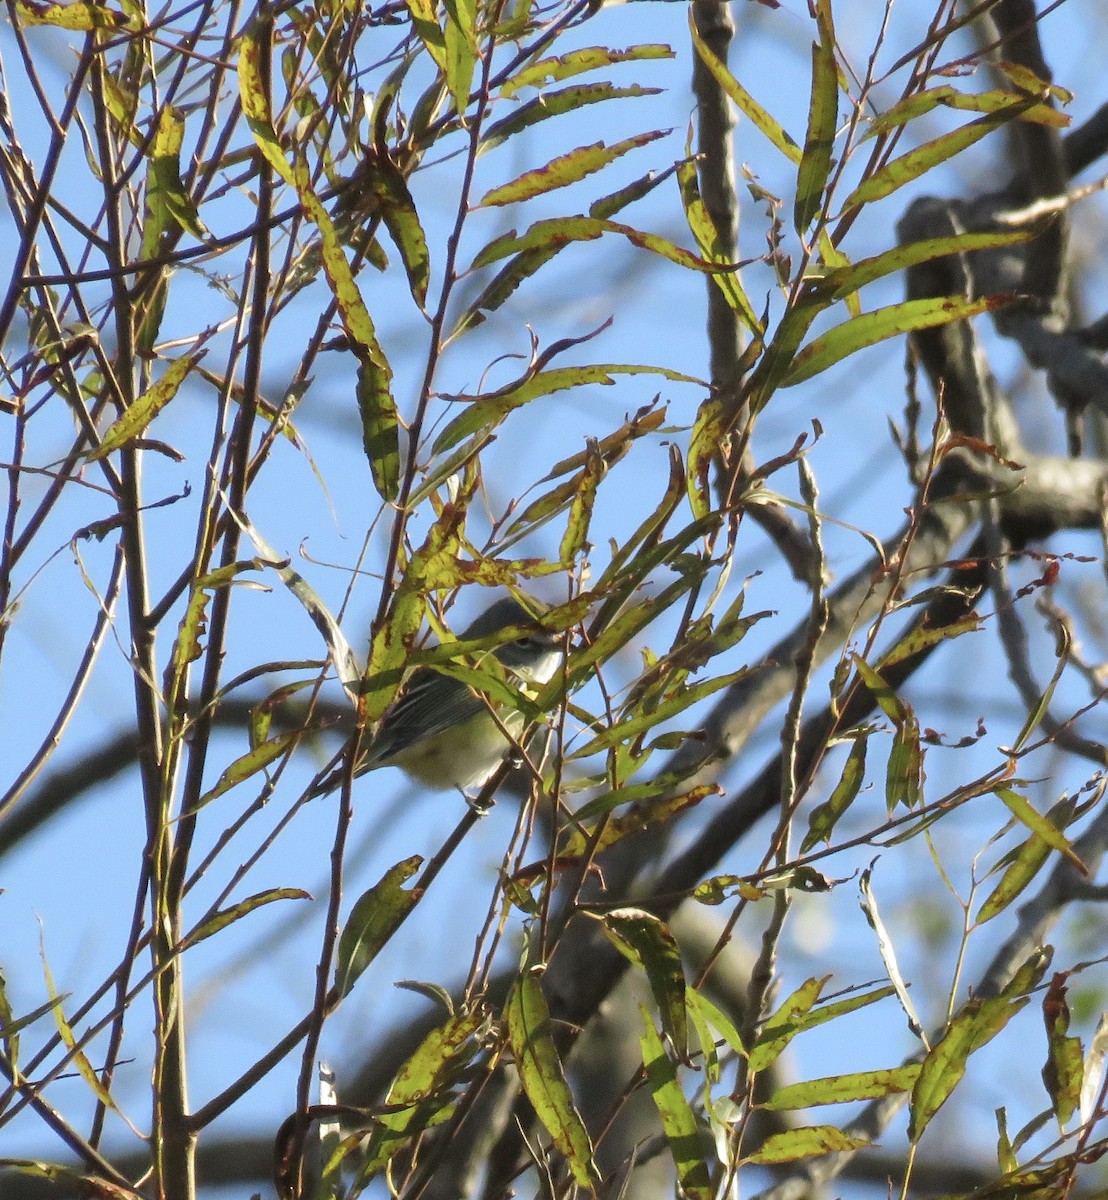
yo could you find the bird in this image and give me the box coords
[311,596,565,797]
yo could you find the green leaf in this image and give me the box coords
[433,363,697,455]
[975,793,1079,924]
[877,611,985,670]
[184,888,311,949]
[144,105,206,245]
[853,656,906,722]
[361,149,430,307]
[239,20,399,501]
[748,977,828,1072]
[688,8,801,164]
[676,159,761,335]
[91,353,200,460]
[335,858,423,998]
[442,0,477,114]
[820,229,1033,301]
[482,83,660,153]
[845,100,1042,209]
[995,788,1086,874]
[478,131,669,207]
[801,734,867,851]
[763,1065,921,1109]
[500,44,674,96]
[559,441,603,565]
[794,0,838,234]
[1041,974,1083,1127]
[865,83,1070,139]
[404,0,447,77]
[886,710,923,812]
[15,0,126,28]
[782,295,1011,387]
[472,213,741,278]
[640,1012,711,1199]
[506,972,598,1191]
[357,351,400,503]
[351,1008,486,1182]
[599,909,688,1056]
[195,732,300,808]
[908,952,1048,1143]
[743,1125,870,1165]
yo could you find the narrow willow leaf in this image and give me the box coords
[801,734,868,852]
[676,159,761,334]
[688,9,801,164]
[362,149,430,307]
[686,394,727,519]
[794,0,837,234]
[853,656,906,722]
[144,105,206,244]
[352,1008,486,1181]
[742,294,825,413]
[91,353,200,459]
[748,977,828,1072]
[507,403,665,536]
[501,43,674,96]
[877,611,985,670]
[782,295,1010,387]
[865,83,1069,140]
[570,665,757,759]
[686,987,745,1060]
[433,363,696,455]
[442,0,477,115]
[478,131,668,207]
[0,1162,137,1199]
[455,174,678,334]
[763,1064,921,1109]
[42,957,114,1111]
[0,994,68,1062]
[336,858,423,998]
[743,1126,870,1165]
[404,0,447,76]
[1041,973,1082,1127]
[167,560,261,699]
[482,83,659,153]
[562,785,718,857]
[908,951,1047,1144]
[357,352,399,502]
[860,866,924,1040]
[793,985,897,1034]
[589,163,677,219]
[600,909,688,1055]
[184,888,311,948]
[640,1012,711,1199]
[995,788,1086,874]
[886,711,923,812]
[506,972,598,1191]
[16,0,126,27]
[1007,626,1068,755]
[559,441,604,565]
[845,101,1040,209]
[239,22,399,500]
[976,828,1052,925]
[472,213,743,278]
[195,732,299,808]
[822,229,1032,302]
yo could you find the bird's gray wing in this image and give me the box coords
[365,666,486,763]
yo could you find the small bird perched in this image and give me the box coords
[312,596,565,797]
